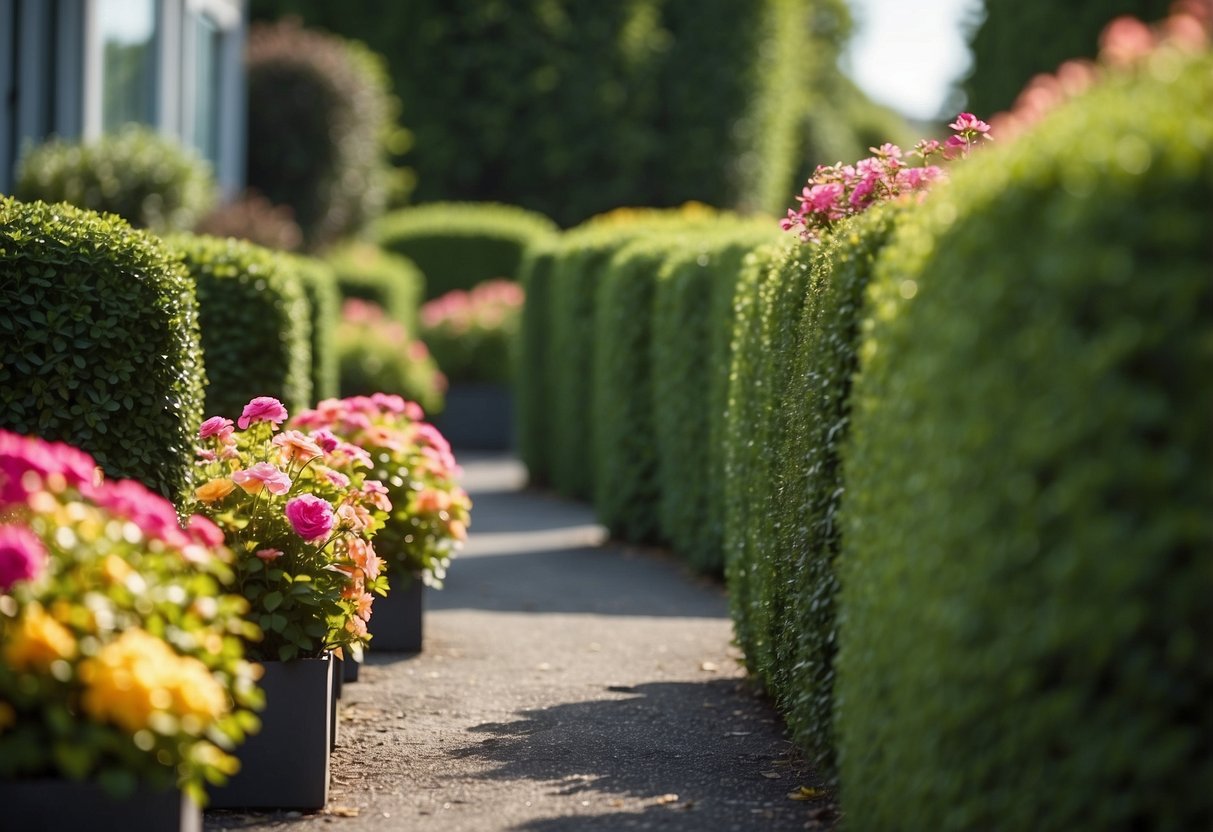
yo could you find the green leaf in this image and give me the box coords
[263,591,284,612]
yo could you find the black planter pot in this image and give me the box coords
[1,779,200,832]
[329,654,341,751]
[433,382,514,450]
[342,654,361,683]
[366,575,423,652]
[209,655,332,810]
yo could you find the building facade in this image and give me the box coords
[0,0,245,195]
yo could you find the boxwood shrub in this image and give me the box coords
[0,197,205,500]
[14,126,216,233]
[836,49,1213,831]
[288,255,341,402]
[516,239,560,486]
[375,202,557,299]
[651,226,777,571]
[168,234,312,419]
[325,241,423,332]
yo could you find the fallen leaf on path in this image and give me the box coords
[653,794,679,805]
[726,731,752,737]
[760,771,781,779]
[700,661,719,672]
[788,786,825,801]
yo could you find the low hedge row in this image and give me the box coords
[325,241,424,332]
[375,202,557,299]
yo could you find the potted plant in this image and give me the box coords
[420,279,523,449]
[0,430,261,832]
[188,397,389,809]
[292,394,470,652]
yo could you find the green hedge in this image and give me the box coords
[375,202,557,300]
[516,239,560,486]
[168,234,312,419]
[836,50,1213,830]
[0,198,204,500]
[14,126,216,234]
[325,241,423,332]
[651,226,777,571]
[288,255,341,402]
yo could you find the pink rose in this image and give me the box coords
[0,524,48,589]
[255,548,284,562]
[311,429,340,454]
[199,416,234,440]
[272,430,324,464]
[285,495,335,542]
[238,397,289,430]
[232,463,291,496]
[186,515,225,548]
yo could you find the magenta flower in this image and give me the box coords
[0,430,96,506]
[255,547,284,562]
[285,495,335,542]
[0,524,48,589]
[948,112,992,135]
[185,515,225,548]
[311,428,341,454]
[237,397,289,430]
[232,462,292,496]
[90,478,192,550]
[199,416,234,440]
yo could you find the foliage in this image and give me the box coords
[515,240,560,487]
[292,395,470,587]
[188,397,389,662]
[375,202,557,300]
[14,126,217,234]
[336,300,445,415]
[0,431,261,806]
[287,256,341,402]
[836,48,1213,830]
[245,20,397,248]
[194,191,304,252]
[325,241,423,332]
[0,197,205,501]
[420,281,524,386]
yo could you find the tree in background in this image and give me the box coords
[962,0,1173,116]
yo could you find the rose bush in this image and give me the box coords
[419,280,524,385]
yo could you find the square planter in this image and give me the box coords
[209,654,332,810]
[366,574,423,653]
[342,654,361,683]
[433,382,514,450]
[0,779,200,832]
[330,653,341,752]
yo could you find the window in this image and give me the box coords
[189,11,221,160]
[97,0,158,131]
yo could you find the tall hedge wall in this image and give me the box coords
[375,203,557,300]
[169,234,312,419]
[0,198,205,501]
[288,255,341,402]
[836,49,1213,830]
[516,239,560,487]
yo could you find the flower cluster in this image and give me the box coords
[292,394,470,588]
[338,299,446,414]
[420,280,525,385]
[189,396,390,662]
[781,114,992,243]
[0,430,260,804]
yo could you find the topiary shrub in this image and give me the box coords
[375,202,557,299]
[336,299,444,415]
[245,19,396,248]
[325,241,423,332]
[287,255,341,402]
[515,239,560,487]
[167,233,312,418]
[652,226,777,571]
[836,48,1213,831]
[14,126,216,233]
[0,197,205,500]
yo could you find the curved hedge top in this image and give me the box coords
[325,241,423,331]
[375,202,558,299]
[14,126,217,234]
[0,198,205,500]
[836,48,1213,831]
[167,233,312,419]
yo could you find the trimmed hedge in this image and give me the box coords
[14,126,216,234]
[515,239,560,486]
[651,226,777,571]
[288,255,341,402]
[836,50,1213,830]
[375,202,557,300]
[168,234,312,418]
[325,241,423,332]
[0,197,205,500]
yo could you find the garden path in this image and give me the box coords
[205,454,832,832]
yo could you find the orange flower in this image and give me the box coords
[194,477,235,503]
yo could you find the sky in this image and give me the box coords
[841,0,985,122]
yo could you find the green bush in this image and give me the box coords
[288,255,341,402]
[836,50,1213,831]
[375,202,557,300]
[420,280,523,386]
[651,226,777,571]
[516,240,560,486]
[168,233,312,418]
[336,299,444,414]
[325,241,423,331]
[0,197,204,500]
[194,190,304,252]
[14,126,216,234]
[245,20,396,247]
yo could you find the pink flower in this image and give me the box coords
[285,495,335,542]
[311,429,340,454]
[0,431,96,506]
[0,524,48,589]
[232,463,292,496]
[199,416,234,440]
[349,538,382,581]
[186,515,225,548]
[90,479,192,550]
[322,468,351,489]
[256,547,284,562]
[272,430,324,464]
[237,397,288,430]
[356,593,374,621]
[948,112,991,135]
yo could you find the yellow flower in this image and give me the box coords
[102,554,132,584]
[2,603,77,671]
[194,477,235,504]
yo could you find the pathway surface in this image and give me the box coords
[206,454,835,832]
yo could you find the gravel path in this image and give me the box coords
[206,454,835,831]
